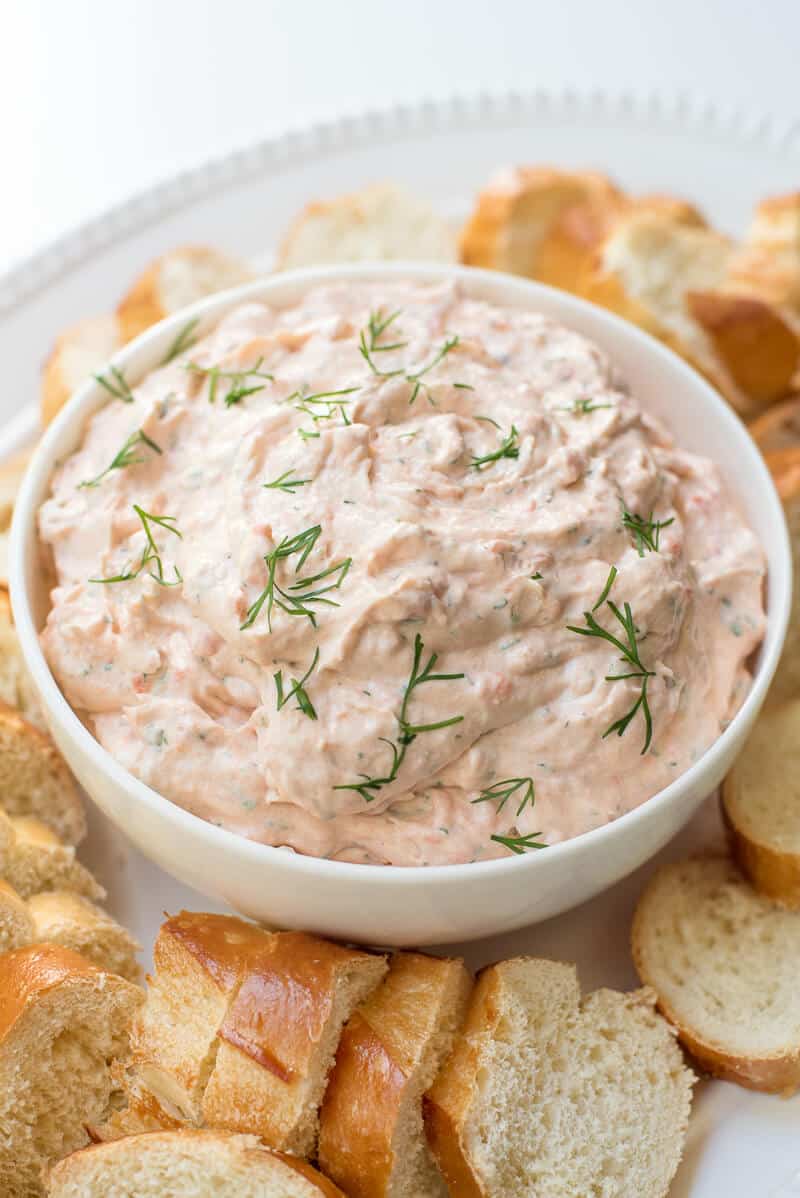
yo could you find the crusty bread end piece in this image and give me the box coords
[721,700,800,907]
[0,943,142,1198]
[278,183,456,270]
[424,957,693,1198]
[41,314,121,427]
[0,701,85,844]
[48,1130,347,1198]
[117,246,253,344]
[318,951,472,1198]
[632,856,800,1093]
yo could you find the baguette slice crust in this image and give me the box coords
[278,183,456,270]
[424,957,693,1198]
[763,449,800,704]
[117,246,253,343]
[0,877,35,952]
[749,394,800,453]
[47,1130,347,1198]
[722,700,800,907]
[202,931,388,1155]
[0,812,103,900]
[0,944,142,1198]
[0,591,44,728]
[41,314,121,426]
[28,890,141,982]
[318,951,472,1198]
[632,856,800,1093]
[687,290,800,404]
[0,701,85,844]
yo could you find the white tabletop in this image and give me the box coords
[2,0,798,275]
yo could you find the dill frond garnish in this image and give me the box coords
[558,397,613,415]
[358,309,459,405]
[79,429,162,488]
[274,646,319,720]
[94,366,134,403]
[90,505,182,587]
[334,633,464,803]
[472,777,535,817]
[186,356,273,406]
[161,318,200,365]
[566,566,655,753]
[621,505,675,556]
[470,424,520,471]
[240,525,351,632]
[490,830,547,854]
[263,469,312,494]
[286,387,359,434]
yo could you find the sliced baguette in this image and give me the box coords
[763,448,800,704]
[41,314,121,427]
[424,957,693,1198]
[578,208,755,414]
[0,877,35,952]
[117,246,253,343]
[277,183,456,270]
[749,393,800,453]
[0,943,142,1198]
[202,930,388,1155]
[0,449,30,532]
[29,890,141,982]
[0,812,103,900]
[48,1130,347,1198]
[0,701,85,844]
[632,856,800,1093]
[729,192,800,312]
[459,166,625,291]
[687,290,800,404]
[0,590,44,728]
[318,951,472,1198]
[721,700,800,907]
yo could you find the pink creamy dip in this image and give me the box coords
[39,281,766,866]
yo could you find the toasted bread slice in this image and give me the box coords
[318,952,472,1198]
[0,878,34,952]
[117,246,253,343]
[0,944,142,1197]
[0,812,103,900]
[632,856,800,1093]
[763,448,800,704]
[0,449,30,532]
[722,700,800,907]
[202,931,388,1155]
[28,890,141,982]
[0,590,44,728]
[41,314,121,427]
[687,291,800,404]
[48,1130,347,1198]
[578,209,756,414]
[424,957,693,1198]
[749,394,800,453]
[277,183,456,270]
[0,701,85,843]
[459,166,625,291]
[729,192,800,312]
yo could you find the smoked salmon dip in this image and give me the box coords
[39,281,766,865]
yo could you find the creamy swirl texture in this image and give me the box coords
[39,281,766,865]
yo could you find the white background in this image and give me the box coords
[2,0,798,274]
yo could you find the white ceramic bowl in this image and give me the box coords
[10,264,792,946]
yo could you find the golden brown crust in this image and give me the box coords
[749,394,800,453]
[764,446,800,499]
[687,291,800,404]
[157,910,272,995]
[720,791,800,909]
[41,315,120,427]
[0,943,110,1040]
[116,246,251,343]
[116,261,167,344]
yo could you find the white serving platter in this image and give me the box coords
[3,90,799,1197]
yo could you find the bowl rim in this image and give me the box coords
[10,262,793,886]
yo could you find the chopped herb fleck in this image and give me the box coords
[79,428,162,488]
[90,505,182,587]
[161,318,200,365]
[470,424,520,471]
[473,777,535,817]
[94,365,134,403]
[274,647,319,720]
[263,469,312,494]
[621,505,675,556]
[187,356,273,406]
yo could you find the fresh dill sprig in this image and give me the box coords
[90,504,182,587]
[621,505,675,556]
[186,356,273,406]
[79,429,162,488]
[161,318,200,365]
[566,566,655,753]
[490,831,547,854]
[358,309,459,404]
[558,397,613,415]
[240,525,351,632]
[94,366,134,403]
[470,424,520,471]
[286,387,359,434]
[334,633,464,803]
[263,469,312,494]
[472,777,535,817]
[274,647,319,720]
